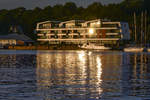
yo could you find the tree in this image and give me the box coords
[0,1,149,42]
[63,2,77,18]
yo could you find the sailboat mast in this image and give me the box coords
[141,11,144,46]
[134,12,137,43]
[144,10,147,45]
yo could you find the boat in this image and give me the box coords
[147,48,150,52]
[80,43,111,50]
[124,47,144,52]
[124,12,146,53]
[146,44,150,52]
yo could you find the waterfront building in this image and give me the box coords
[0,25,34,48]
[36,19,130,46]
[0,33,34,48]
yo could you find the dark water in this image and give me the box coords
[0,50,150,100]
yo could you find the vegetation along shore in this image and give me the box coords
[0,0,150,48]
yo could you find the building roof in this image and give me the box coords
[0,33,34,42]
[84,19,101,23]
[61,20,84,23]
[37,21,60,25]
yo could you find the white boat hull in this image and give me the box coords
[147,48,150,52]
[80,44,111,50]
[124,47,144,52]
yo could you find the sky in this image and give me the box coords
[0,0,124,9]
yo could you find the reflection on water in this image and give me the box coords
[36,51,124,100]
[0,51,150,99]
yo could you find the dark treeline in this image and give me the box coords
[0,0,150,41]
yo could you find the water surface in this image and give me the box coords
[0,50,150,100]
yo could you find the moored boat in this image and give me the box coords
[147,48,150,52]
[124,47,144,52]
[80,43,111,50]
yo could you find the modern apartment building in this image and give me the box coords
[36,19,130,45]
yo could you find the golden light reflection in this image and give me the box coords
[88,51,92,56]
[78,51,87,86]
[35,51,126,99]
[36,51,89,96]
[96,56,102,80]
[78,51,86,72]
[78,51,86,62]
[36,53,53,88]
[96,56,103,94]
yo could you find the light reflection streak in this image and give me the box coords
[88,51,92,56]
[36,51,105,99]
[78,51,86,62]
[78,51,86,74]
[78,51,87,86]
[96,56,102,81]
[36,53,54,88]
[96,56,103,95]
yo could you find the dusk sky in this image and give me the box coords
[0,0,123,9]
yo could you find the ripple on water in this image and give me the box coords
[0,50,150,100]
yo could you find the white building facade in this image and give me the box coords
[36,19,130,45]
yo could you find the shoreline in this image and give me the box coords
[0,45,122,51]
[6,45,122,51]
[7,45,82,50]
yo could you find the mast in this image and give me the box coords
[134,12,137,43]
[141,11,144,46]
[144,10,147,45]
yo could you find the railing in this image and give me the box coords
[37,33,121,38]
[37,38,120,41]
[36,27,119,31]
